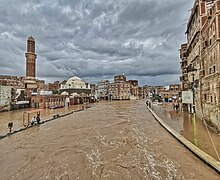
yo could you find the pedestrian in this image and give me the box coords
[176,102,179,111]
[173,103,176,111]
[36,112,41,124]
[31,116,37,126]
[146,101,149,107]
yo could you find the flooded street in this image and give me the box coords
[0,105,84,136]
[0,100,219,179]
[153,103,220,161]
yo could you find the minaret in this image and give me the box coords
[25,36,37,94]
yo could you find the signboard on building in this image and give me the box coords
[182,91,193,104]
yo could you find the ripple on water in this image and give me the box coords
[0,100,218,180]
[86,149,104,177]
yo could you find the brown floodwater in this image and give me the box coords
[152,103,220,161]
[0,100,219,179]
[0,104,84,136]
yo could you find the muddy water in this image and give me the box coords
[0,104,84,136]
[0,100,219,179]
[153,103,220,161]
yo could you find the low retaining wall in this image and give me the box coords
[147,106,220,174]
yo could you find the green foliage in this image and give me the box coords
[151,94,162,102]
[52,90,58,94]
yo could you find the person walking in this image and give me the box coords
[173,101,179,111]
[146,101,149,107]
[176,102,179,111]
[172,103,176,111]
[31,116,37,126]
[36,112,41,124]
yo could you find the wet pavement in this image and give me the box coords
[0,100,219,179]
[152,103,220,162]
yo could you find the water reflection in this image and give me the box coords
[153,103,220,161]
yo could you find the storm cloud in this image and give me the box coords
[0,0,193,85]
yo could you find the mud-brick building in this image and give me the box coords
[160,84,181,103]
[31,95,67,109]
[108,75,131,100]
[169,84,181,99]
[180,0,220,130]
[184,0,205,114]
[0,75,25,90]
[180,0,212,114]
[48,81,60,91]
[127,80,139,99]
[200,0,220,129]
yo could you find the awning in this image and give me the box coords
[16,101,29,105]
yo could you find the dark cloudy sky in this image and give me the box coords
[0,0,193,85]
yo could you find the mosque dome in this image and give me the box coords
[61,91,69,95]
[65,76,86,89]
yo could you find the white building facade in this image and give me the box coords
[96,80,110,99]
[0,85,12,110]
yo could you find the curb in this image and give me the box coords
[147,106,220,174]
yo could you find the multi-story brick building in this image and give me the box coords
[160,90,171,102]
[154,86,165,96]
[160,84,181,103]
[169,84,181,99]
[200,0,220,128]
[184,0,205,114]
[114,74,126,82]
[89,84,96,96]
[0,75,25,89]
[138,87,144,99]
[143,85,154,98]
[180,0,220,130]
[47,81,60,92]
[127,80,139,99]
[0,75,45,95]
[108,75,131,100]
[36,80,46,91]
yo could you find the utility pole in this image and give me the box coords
[192,72,197,146]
